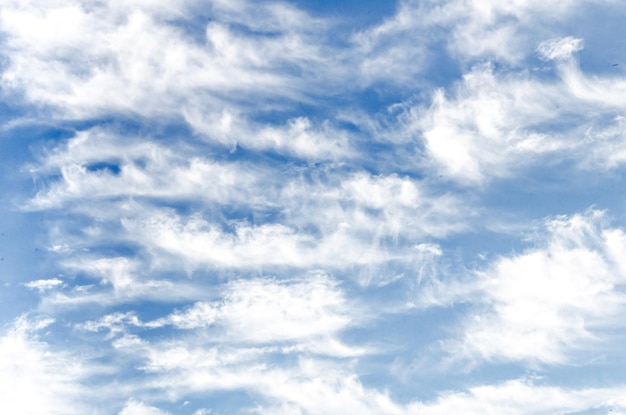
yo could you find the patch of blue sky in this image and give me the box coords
[292,0,397,22]
[342,301,541,400]
[0,131,52,320]
[483,167,626,222]
[556,4,626,71]
[156,390,260,415]
[0,281,40,324]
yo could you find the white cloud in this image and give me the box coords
[80,273,362,356]
[5,1,626,414]
[24,278,64,292]
[353,0,600,70]
[0,0,358,160]
[71,257,139,291]
[165,274,352,344]
[28,128,260,210]
[28,126,466,292]
[212,368,626,414]
[399,46,626,183]
[0,1,298,116]
[408,378,626,415]
[254,358,407,415]
[440,0,581,63]
[0,0,356,162]
[349,5,428,87]
[120,207,427,271]
[93,332,387,413]
[101,343,626,415]
[118,400,171,415]
[281,172,467,241]
[408,63,568,183]
[537,36,584,61]
[28,165,461,277]
[581,116,626,169]
[42,255,207,307]
[0,315,90,415]
[558,62,626,110]
[185,113,354,160]
[12,0,625,190]
[259,376,625,415]
[112,341,407,415]
[450,210,626,365]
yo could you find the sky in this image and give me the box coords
[1,0,626,414]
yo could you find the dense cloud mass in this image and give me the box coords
[1,0,626,414]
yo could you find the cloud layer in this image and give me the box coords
[2,0,626,413]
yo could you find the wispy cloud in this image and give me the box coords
[80,273,359,352]
[392,36,626,184]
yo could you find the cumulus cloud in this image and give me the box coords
[396,47,626,183]
[449,210,626,365]
[0,316,90,415]
[404,63,567,183]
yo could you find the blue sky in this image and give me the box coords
[2,0,626,414]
